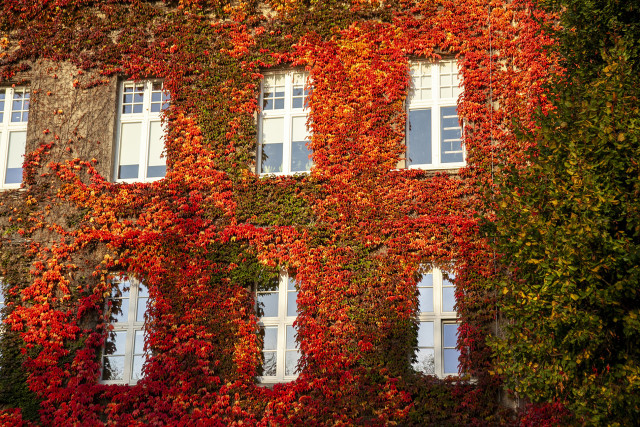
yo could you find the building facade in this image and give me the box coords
[0,0,554,424]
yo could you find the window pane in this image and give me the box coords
[147,121,166,178]
[413,348,435,374]
[261,143,283,174]
[287,289,297,317]
[442,273,456,312]
[440,106,463,163]
[442,288,456,312]
[257,292,278,317]
[443,323,458,348]
[262,352,277,376]
[408,109,431,165]
[0,89,5,122]
[263,327,278,351]
[443,348,460,374]
[5,131,25,184]
[136,297,148,322]
[102,356,125,380]
[417,272,434,313]
[291,114,313,167]
[418,287,433,313]
[409,62,432,102]
[285,351,300,376]
[134,330,145,354]
[111,298,129,323]
[291,140,312,172]
[104,331,127,355]
[118,122,141,179]
[132,355,144,380]
[417,321,434,347]
[286,325,297,350]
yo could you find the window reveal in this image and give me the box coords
[407,60,464,169]
[0,87,29,188]
[115,81,169,182]
[414,268,461,377]
[256,272,300,382]
[101,277,149,384]
[258,71,312,175]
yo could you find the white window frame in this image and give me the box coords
[0,86,29,189]
[414,267,460,378]
[406,60,465,169]
[100,276,149,385]
[256,272,299,383]
[113,80,169,183]
[257,71,312,175]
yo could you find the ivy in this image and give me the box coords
[0,0,561,424]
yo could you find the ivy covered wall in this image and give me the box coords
[0,0,557,424]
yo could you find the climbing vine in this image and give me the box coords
[0,0,559,424]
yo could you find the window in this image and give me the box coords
[0,87,29,188]
[256,272,300,383]
[114,80,169,182]
[258,71,312,175]
[101,277,149,384]
[406,60,464,169]
[414,268,461,377]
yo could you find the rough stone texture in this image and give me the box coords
[27,60,118,182]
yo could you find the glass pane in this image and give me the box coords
[408,109,431,165]
[443,323,458,348]
[5,131,26,184]
[262,352,277,376]
[286,325,297,350]
[258,276,279,292]
[291,116,309,142]
[138,282,149,298]
[287,277,296,291]
[0,89,5,122]
[287,290,297,317]
[111,298,129,323]
[285,351,300,376]
[417,321,434,347]
[104,331,127,355]
[102,356,125,380]
[261,143,283,174]
[442,288,456,312]
[134,330,145,354]
[418,287,433,313]
[440,106,463,163]
[118,122,141,179]
[418,272,433,287]
[413,349,435,374]
[136,297,148,322]
[147,121,166,178]
[291,141,312,173]
[132,355,144,380]
[263,327,278,351]
[443,348,460,374]
[262,117,284,144]
[257,292,278,317]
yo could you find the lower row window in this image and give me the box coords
[98,269,460,384]
[413,268,460,377]
[101,277,149,384]
[256,272,300,383]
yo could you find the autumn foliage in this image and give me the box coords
[0,0,558,424]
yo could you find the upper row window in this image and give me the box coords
[257,59,464,176]
[0,87,29,189]
[258,72,312,175]
[407,60,464,168]
[115,80,169,183]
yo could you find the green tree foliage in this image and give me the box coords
[491,0,640,423]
